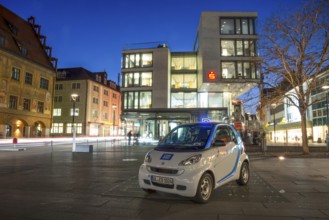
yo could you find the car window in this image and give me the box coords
[157,124,213,150]
[214,126,236,146]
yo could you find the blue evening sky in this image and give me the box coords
[2,0,302,83]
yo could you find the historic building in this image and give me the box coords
[52,68,121,137]
[0,5,57,138]
[120,12,260,138]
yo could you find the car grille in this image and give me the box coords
[150,167,178,174]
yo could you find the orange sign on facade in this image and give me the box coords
[208,71,217,80]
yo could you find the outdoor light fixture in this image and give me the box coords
[71,93,79,151]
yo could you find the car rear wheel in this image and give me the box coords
[193,173,213,203]
[236,161,249,185]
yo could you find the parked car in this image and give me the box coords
[138,122,249,203]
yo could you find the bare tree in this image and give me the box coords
[259,0,329,154]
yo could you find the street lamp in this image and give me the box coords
[71,93,79,151]
[322,85,329,150]
[271,103,277,143]
[112,104,117,136]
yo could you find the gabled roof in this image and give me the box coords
[0,5,55,70]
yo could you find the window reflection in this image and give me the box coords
[220,18,234,34]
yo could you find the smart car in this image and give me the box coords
[138,122,249,203]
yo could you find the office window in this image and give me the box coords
[220,39,256,57]
[104,90,108,96]
[51,123,64,134]
[25,72,33,85]
[220,17,256,35]
[124,72,152,87]
[221,62,236,78]
[113,93,117,99]
[171,74,197,89]
[124,91,152,109]
[171,54,197,70]
[123,53,153,68]
[104,101,108,107]
[23,99,30,111]
[171,92,197,108]
[9,96,18,109]
[221,61,259,79]
[37,102,44,113]
[220,18,234,34]
[93,85,99,92]
[40,78,49,90]
[72,83,80,89]
[221,40,235,56]
[12,67,20,81]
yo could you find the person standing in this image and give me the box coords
[127,130,132,145]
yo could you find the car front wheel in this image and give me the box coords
[236,161,249,185]
[193,173,213,203]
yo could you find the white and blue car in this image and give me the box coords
[138,122,249,203]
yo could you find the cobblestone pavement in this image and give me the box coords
[0,143,328,219]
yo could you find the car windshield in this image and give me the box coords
[156,124,214,151]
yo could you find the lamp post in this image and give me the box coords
[112,104,117,136]
[271,103,277,143]
[71,93,79,151]
[322,85,329,151]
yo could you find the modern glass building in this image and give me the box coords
[120,12,260,138]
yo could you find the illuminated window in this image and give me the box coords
[123,53,153,69]
[53,108,62,116]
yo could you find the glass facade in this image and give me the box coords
[220,17,255,35]
[124,72,152,87]
[221,61,259,79]
[123,53,153,69]
[221,39,256,56]
[123,91,152,109]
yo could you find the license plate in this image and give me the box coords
[151,175,174,185]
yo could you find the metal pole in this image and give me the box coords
[273,109,276,143]
[325,92,329,151]
[72,100,76,151]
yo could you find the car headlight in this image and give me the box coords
[144,152,152,163]
[179,154,202,166]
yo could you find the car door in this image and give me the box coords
[211,125,240,185]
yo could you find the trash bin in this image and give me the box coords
[13,138,17,144]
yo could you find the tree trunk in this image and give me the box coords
[300,111,309,155]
